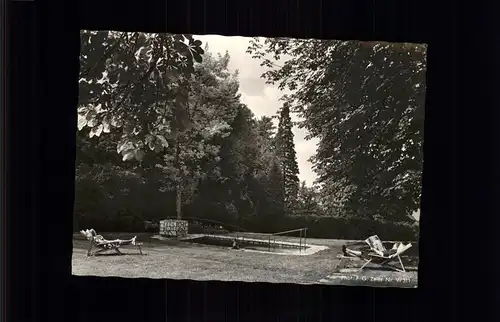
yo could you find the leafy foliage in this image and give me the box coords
[295,182,323,216]
[247,38,426,221]
[78,31,205,162]
[266,160,286,219]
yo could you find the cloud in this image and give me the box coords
[239,77,266,97]
[195,34,319,186]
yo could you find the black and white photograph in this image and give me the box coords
[73,31,426,288]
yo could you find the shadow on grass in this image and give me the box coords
[362,265,418,272]
[336,256,418,273]
[91,252,146,257]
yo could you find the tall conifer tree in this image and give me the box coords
[276,102,300,212]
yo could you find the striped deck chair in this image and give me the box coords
[342,235,412,272]
[359,235,412,272]
[80,229,144,256]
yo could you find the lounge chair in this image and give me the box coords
[344,235,412,272]
[80,229,144,256]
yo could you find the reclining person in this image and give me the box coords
[81,229,138,255]
[81,229,137,245]
[342,244,370,257]
[343,241,408,258]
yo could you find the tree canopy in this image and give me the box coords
[78,31,205,162]
[247,38,426,221]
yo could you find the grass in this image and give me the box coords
[72,232,418,287]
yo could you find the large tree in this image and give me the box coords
[154,50,241,219]
[255,116,277,173]
[78,32,242,219]
[265,160,286,221]
[247,39,426,222]
[275,102,300,212]
[198,104,261,223]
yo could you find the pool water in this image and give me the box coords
[186,235,309,254]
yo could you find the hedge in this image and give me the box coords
[75,211,418,243]
[241,216,419,242]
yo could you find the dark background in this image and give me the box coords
[4,0,498,321]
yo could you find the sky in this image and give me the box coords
[195,35,319,186]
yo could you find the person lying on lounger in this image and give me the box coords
[80,229,142,256]
[343,240,407,257]
[342,237,413,272]
[81,229,137,244]
[342,245,370,257]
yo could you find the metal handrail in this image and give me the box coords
[268,228,308,252]
[272,228,307,236]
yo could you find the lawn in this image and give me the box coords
[72,232,418,288]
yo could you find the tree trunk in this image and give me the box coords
[173,134,183,220]
[176,184,182,220]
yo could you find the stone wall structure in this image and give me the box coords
[159,219,188,237]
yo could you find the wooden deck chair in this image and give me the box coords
[359,236,412,272]
[342,235,413,272]
[80,229,144,256]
